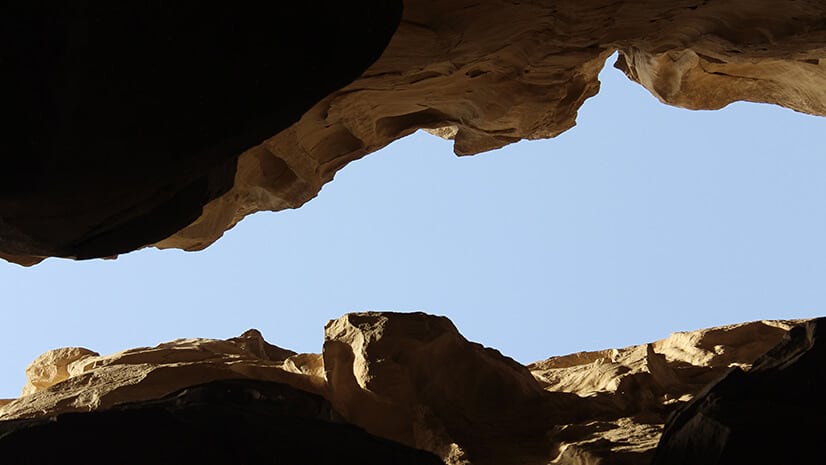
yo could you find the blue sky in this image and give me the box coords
[1,57,825,398]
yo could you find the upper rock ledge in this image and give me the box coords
[0,312,816,465]
[3,1,826,265]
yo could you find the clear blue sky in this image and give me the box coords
[2,57,825,398]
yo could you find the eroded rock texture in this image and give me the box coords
[3,1,826,264]
[0,312,815,465]
[652,317,826,465]
[0,2,402,265]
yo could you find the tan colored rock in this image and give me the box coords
[532,320,798,463]
[283,352,325,378]
[154,0,826,255]
[3,2,825,264]
[322,312,554,465]
[652,318,826,465]
[531,320,796,399]
[0,314,813,465]
[21,347,99,397]
[0,329,315,420]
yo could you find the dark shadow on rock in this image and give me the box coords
[0,2,402,262]
[0,378,445,465]
[652,317,826,465]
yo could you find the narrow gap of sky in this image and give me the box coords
[1,54,825,397]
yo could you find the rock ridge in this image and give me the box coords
[1,312,818,464]
[4,1,826,264]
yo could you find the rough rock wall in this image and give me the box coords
[652,317,826,465]
[0,379,446,465]
[3,1,826,265]
[0,312,810,465]
[155,0,826,256]
[0,2,403,265]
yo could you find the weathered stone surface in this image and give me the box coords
[146,0,826,255]
[21,347,98,396]
[322,312,571,465]
[652,317,826,465]
[3,1,826,264]
[0,379,446,465]
[1,313,815,464]
[0,1,402,264]
[0,328,321,420]
[531,320,797,464]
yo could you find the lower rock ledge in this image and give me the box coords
[0,312,821,465]
[0,379,445,465]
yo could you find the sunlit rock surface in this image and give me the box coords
[529,319,800,464]
[0,329,322,420]
[0,312,815,464]
[3,1,826,264]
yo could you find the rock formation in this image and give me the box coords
[0,2,402,264]
[3,1,826,264]
[5,5,823,462]
[651,317,826,465]
[1,312,817,464]
[0,329,323,420]
[0,379,446,465]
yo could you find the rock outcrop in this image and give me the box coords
[322,313,567,465]
[3,1,826,264]
[0,379,446,465]
[1,312,816,464]
[0,329,322,420]
[529,319,799,464]
[652,317,826,465]
[0,2,402,265]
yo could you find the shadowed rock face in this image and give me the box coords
[652,317,826,465]
[3,1,826,265]
[0,379,446,465]
[1,312,816,464]
[0,1,402,265]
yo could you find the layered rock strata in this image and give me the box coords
[0,312,815,464]
[3,1,826,264]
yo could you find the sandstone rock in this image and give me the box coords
[0,379,446,465]
[0,313,819,464]
[4,2,826,264]
[530,320,795,402]
[0,1,402,263]
[322,312,562,465]
[532,320,797,464]
[21,347,99,397]
[651,317,826,465]
[0,329,316,420]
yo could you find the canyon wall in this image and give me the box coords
[3,1,826,264]
[2,313,819,464]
